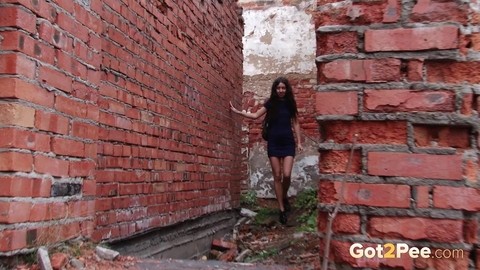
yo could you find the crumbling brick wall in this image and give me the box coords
[0,0,243,253]
[315,0,479,268]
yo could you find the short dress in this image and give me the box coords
[264,99,295,157]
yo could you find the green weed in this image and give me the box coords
[253,207,278,225]
[240,190,257,207]
[294,188,318,232]
[246,247,279,262]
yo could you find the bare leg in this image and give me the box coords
[282,156,294,199]
[269,156,285,211]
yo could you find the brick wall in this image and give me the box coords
[315,0,479,268]
[0,0,243,253]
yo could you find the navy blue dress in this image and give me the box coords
[264,99,295,157]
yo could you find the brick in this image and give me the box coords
[460,92,473,116]
[369,217,463,242]
[34,155,69,177]
[0,31,22,50]
[0,103,35,127]
[51,137,85,157]
[472,33,480,51]
[321,60,366,82]
[320,121,407,145]
[0,176,50,197]
[321,59,401,82]
[56,51,74,76]
[317,32,358,55]
[410,0,468,24]
[55,95,87,118]
[0,53,36,78]
[72,81,99,102]
[0,152,33,172]
[33,40,57,66]
[433,186,480,211]
[0,31,56,65]
[464,159,478,185]
[0,78,54,107]
[82,179,96,196]
[407,59,424,81]
[0,201,31,223]
[29,203,48,222]
[31,0,58,22]
[365,26,458,52]
[416,186,430,208]
[212,239,237,250]
[413,125,470,149]
[426,61,480,84]
[57,12,89,41]
[464,218,478,244]
[38,66,73,93]
[50,253,68,270]
[38,21,71,50]
[0,128,50,152]
[0,229,27,251]
[368,152,463,180]
[314,2,393,27]
[69,160,95,177]
[318,213,360,233]
[319,150,362,174]
[1,0,57,21]
[383,0,400,23]
[53,0,75,14]
[324,182,411,208]
[0,6,37,34]
[68,200,94,218]
[87,32,102,52]
[34,110,69,134]
[71,121,99,140]
[364,89,454,112]
[315,91,358,115]
[84,143,98,159]
[74,4,102,33]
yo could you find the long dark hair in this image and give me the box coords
[267,77,298,121]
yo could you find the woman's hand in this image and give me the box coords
[230,101,240,114]
[297,144,304,152]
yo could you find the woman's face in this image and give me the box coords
[276,82,287,98]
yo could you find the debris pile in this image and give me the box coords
[208,200,320,269]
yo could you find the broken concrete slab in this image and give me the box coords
[37,246,52,270]
[95,246,119,260]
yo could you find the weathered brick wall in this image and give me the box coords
[0,0,243,253]
[315,0,479,268]
[238,0,320,197]
[93,0,243,242]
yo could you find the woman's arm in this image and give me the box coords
[230,101,267,119]
[293,118,303,151]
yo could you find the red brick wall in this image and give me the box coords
[0,0,243,253]
[315,0,479,268]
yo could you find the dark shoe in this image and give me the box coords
[283,198,291,212]
[279,211,287,225]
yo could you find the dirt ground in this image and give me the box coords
[10,198,320,270]
[232,198,320,269]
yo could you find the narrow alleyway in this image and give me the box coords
[11,197,320,270]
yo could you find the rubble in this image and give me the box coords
[208,198,320,269]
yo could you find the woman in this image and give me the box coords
[230,77,303,224]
